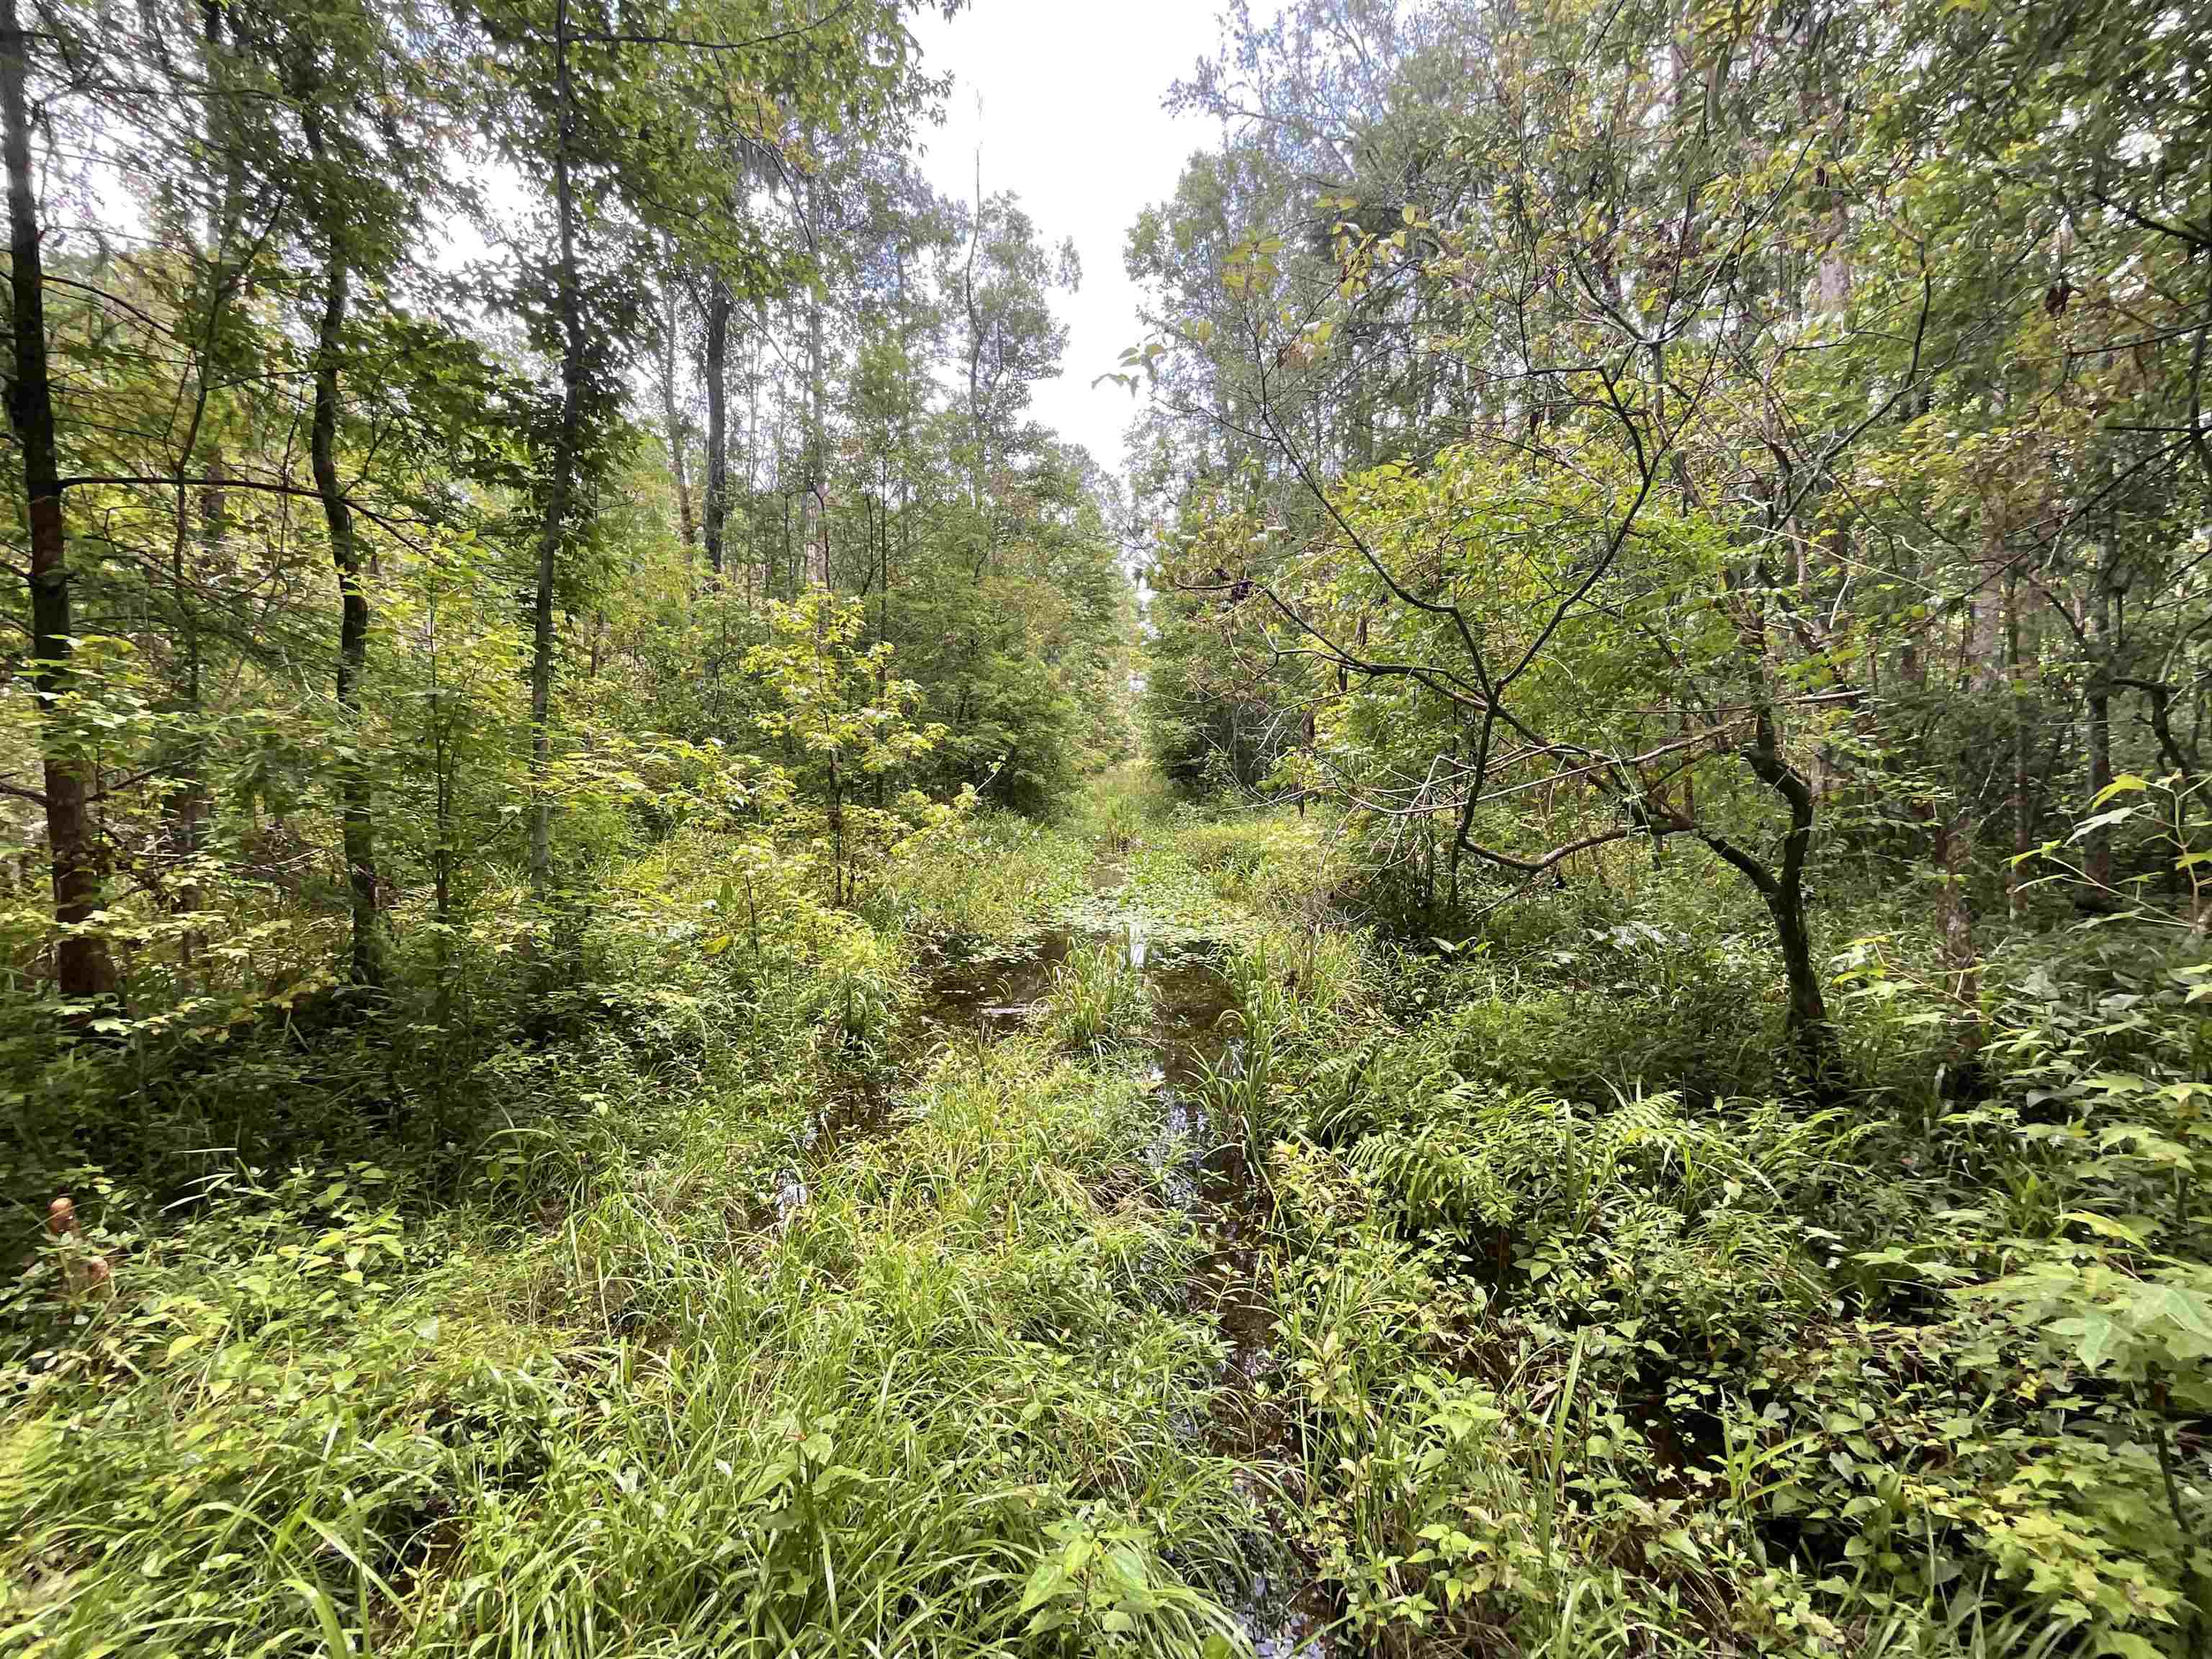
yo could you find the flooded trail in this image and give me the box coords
[914,853,1330,1658]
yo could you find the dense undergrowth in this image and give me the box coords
[4,770,2209,1656]
[1149,799,2212,1658]
[0,793,1263,1658]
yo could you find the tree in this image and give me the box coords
[744,589,940,906]
[2,0,113,999]
[953,187,1077,568]
[271,0,451,986]
[462,0,940,906]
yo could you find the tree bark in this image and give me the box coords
[529,0,585,904]
[303,108,382,987]
[1767,874,1830,1077]
[701,273,729,579]
[4,0,115,999]
[1704,712,1835,1083]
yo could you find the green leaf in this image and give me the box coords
[2088,774,2149,808]
[2067,1312,2121,1371]
[2064,1211,2149,1246]
[1017,1560,1069,1615]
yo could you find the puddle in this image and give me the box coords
[919,876,1329,1658]
[915,930,1071,1034]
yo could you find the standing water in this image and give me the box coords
[918,861,1329,1657]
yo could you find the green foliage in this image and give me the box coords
[1194,941,1295,1172]
[863,811,1090,940]
[11,0,2212,1647]
[0,834,1269,1657]
[1126,786,2212,1656]
[742,590,946,907]
[1067,761,1177,853]
[1047,944,1149,1052]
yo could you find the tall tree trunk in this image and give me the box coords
[2008,571,2032,919]
[4,0,114,999]
[302,110,382,988]
[2086,541,2116,897]
[701,274,730,579]
[658,271,696,556]
[529,0,585,904]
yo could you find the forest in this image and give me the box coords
[1,0,2208,1653]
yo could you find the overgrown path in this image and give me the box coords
[8,783,1359,1659]
[897,821,1328,1655]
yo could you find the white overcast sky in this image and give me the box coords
[907,1,1232,474]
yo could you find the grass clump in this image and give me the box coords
[1068,762,1177,852]
[427,1040,1259,1658]
[868,811,1092,940]
[1048,943,1150,1052]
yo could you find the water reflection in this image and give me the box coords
[919,906,1327,1657]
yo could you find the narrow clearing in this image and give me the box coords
[916,848,1328,1657]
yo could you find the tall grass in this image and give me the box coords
[0,806,1274,1659]
[0,1038,1262,1657]
[866,811,1090,938]
[1048,943,1150,1051]
[1067,761,1176,852]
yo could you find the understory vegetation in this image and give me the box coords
[4,801,1240,1658]
[8,770,2212,1655]
[6,0,2211,1652]
[1203,815,2212,1659]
